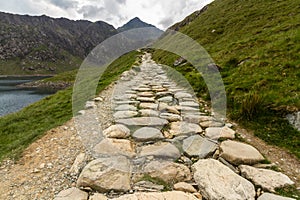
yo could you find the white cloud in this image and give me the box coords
[0,0,214,29]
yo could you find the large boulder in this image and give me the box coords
[239,165,294,192]
[220,140,264,165]
[143,160,191,183]
[77,156,131,192]
[192,159,255,200]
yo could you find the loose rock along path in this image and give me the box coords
[54,53,296,200]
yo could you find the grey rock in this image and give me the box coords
[220,140,264,165]
[205,126,235,140]
[114,100,139,106]
[139,109,159,117]
[257,193,296,200]
[144,160,191,183]
[69,153,86,175]
[159,113,182,122]
[139,142,180,159]
[54,187,88,200]
[137,97,155,103]
[179,101,199,108]
[192,159,255,200]
[113,111,138,119]
[114,105,137,111]
[139,103,158,110]
[169,121,203,136]
[183,135,218,158]
[175,92,193,99]
[133,181,164,192]
[93,138,136,158]
[103,124,130,139]
[85,101,96,109]
[116,117,168,128]
[200,120,224,128]
[133,127,164,142]
[89,193,107,200]
[112,191,198,200]
[77,156,131,192]
[173,182,197,193]
[137,92,155,97]
[158,96,173,103]
[239,165,295,192]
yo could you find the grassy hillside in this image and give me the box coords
[0,50,141,161]
[152,0,300,157]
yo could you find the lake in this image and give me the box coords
[0,77,53,117]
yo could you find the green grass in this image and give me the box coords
[151,0,300,159]
[0,50,141,161]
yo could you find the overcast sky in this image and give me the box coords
[0,0,213,30]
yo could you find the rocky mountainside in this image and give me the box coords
[0,12,162,75]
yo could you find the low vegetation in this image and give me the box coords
[151,0,300,158]
[0,50,141,161]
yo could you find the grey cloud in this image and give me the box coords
[48,0,78,9]
[159,17,174,29]
[78,5,104,19]
[115,0,126,5]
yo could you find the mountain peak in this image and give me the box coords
[117,17,159,32]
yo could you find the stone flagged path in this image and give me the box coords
[55,53,296,200]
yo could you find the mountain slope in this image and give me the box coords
[152,0,300,157]
[0,12,118,74]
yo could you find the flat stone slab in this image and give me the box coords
[220,140,265,165]
[77,156,131,192]
[158,96,173,103]
[114,94,137,100]
[143,160,191,183]
[169,121,203,136]
[93,138,136,158]
[156,91,173,98]
[103,124,130,139]
[257,193,296,200]
[137,97,155,103]
[137,92,155,97]
[112,191,198,200]
[200,120,224,128]
[113,111,139,119]
[239,165,294,192]
[175,92,193,99]
[132,127,164,142]
[182,135,217,158]
[114,105,137,111]
[179,101,199,108]
[139,103,158,110]
[205,126,235,140]
[192,159,255,200]
[114,100,139,106]
[139,109,159,117]
[159,113,182,122]
[116,117,168,128]
[139,142,180,159]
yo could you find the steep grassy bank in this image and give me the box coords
[152,0,300,158]
[0,51,141,161]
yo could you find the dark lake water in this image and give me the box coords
[0,77,53,117]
